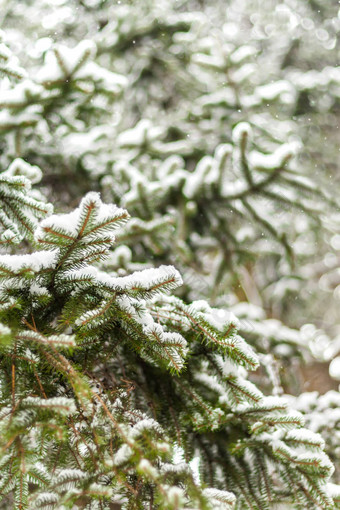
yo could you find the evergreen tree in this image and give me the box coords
[0,169,339,509]
[0,0,339,508]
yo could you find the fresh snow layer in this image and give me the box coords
[249,141,300,170]
[69,264,183,293]
[232,122,252,144]
[35,192,128,239]
[0,250,58,271]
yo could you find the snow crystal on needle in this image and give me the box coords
[35,209,80,239]
[222,359,244,377]
[202,305,240,332]
[249,141,300,170]
[232,122,252,145]
[5,158,43,184]
[298,451,334,473]
[113,444,132,466]
[0,42,11,60]
[230,45,256,64]
[93,196,127,225]
[61,126,109,158]
[189,301,239,330]
[130,418,162,439]
[143,322,187,348]
[35,192,127,240]
[77,62,127,94]
[203,488,236,505]
[255,80,295,103]
[0,250,58,272]
[326,483,340,499]
[117,120,165,147]
[107,245,132,267]
[30,282,50,296]
[37,40,96,83]
[115,295,153,326]
[189,300,211,314]
[58,40,96,72]
[36,51,64,83]
[0,106,41,129]
[79,264,182,293]
[183,156,213,199]
[286,428,325,449]
[0,80,44,107]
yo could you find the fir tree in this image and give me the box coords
[0,175,339,509]
[0,0,339,508]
